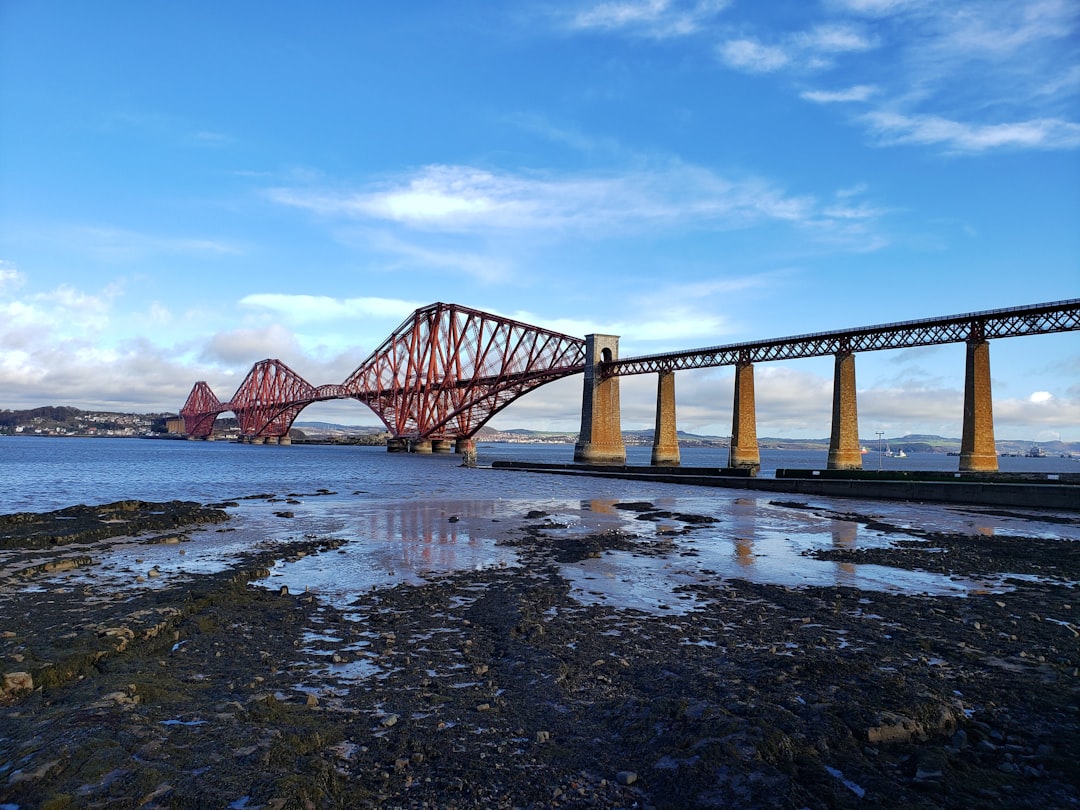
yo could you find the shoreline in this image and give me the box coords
[1,498,1078,808]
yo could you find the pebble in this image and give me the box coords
[616,771,637,786]
[3,671,33,695]
[381,714,399,728]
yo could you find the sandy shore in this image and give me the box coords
[1,497,1078,809]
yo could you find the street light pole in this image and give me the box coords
[876,431,884,471]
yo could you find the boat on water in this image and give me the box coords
[1026,444,1047,458]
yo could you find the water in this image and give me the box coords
[1,436,1077,607]
[0,437,1073,512]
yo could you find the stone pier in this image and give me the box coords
[456,437,477,467]
[386,437,409,453]
[574,334,626,464]
[410,439,433,454]
[827,351,862,470]
[432,439,453,454]
[960,339,999,472]
[729,361,760,473]
[651,370,680,466]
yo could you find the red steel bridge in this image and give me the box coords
[180,302,587,446]
[180,299,1079,456]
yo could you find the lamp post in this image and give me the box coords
[876,431,884,471]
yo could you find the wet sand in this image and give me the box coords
[1,496,1078,809]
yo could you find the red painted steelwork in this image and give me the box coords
[342,302,586,439]
[229,358,324,438]
[180,381,226,438]
[178,302,587,441]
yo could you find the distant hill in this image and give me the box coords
[4,409,1077,456]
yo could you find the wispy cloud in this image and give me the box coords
[717,38,791,73]
[862,111,1080,152]
[238,294,424,325]
[796,23,876,53]
[59,226,245,262]
[268,162,878,241]
[567,0,729,38]
[801,84,878,103]
[569,0,1079,155]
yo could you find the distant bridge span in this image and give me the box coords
[180,298,1078,471]
[180,302,587,448]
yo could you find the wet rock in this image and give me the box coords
[616,770,638,786]
[3,671,33,696]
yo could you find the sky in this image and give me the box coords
[1,0,1078,441]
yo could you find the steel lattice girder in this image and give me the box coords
[341,302,586,438]
[608,299,1080,376]
[179,381,226,437]
[228,358,324,437]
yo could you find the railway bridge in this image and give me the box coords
[180,299,1079,473]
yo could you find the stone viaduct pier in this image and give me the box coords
[575,300,1079,474]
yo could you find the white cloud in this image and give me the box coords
[1029,390,1053,403]
[717,38,791,73]
[0,261,25,293]
[60,226,245,261]
[568,0,729,37]
[797,23,876,53]
[270,163,839,237]
[862,111,1080,152]
[575,0,1078,157]
[801,84,877,103]
[829,0,925,16]
[238,294,424,325]
[934,0,1077,57]
[200,324,303,367]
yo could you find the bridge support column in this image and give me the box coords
[960,339,998,472]
[827,351,862,470]
[651,370,680,466]
[265,436,279,445]
[456,437,477,468]
[574,334,626,464]
[432,439,453,454]
[279,435,291,445]
[728,362,760,473]
[410,439,433,454]
[387,437,409,453]
[250,436,265,445]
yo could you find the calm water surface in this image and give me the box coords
[2,437,1076,606]
[0,436,1072,512]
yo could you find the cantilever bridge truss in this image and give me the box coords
[181,298,1079,443]
[180,303,586,441]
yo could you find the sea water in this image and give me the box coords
[1,436,1076,605]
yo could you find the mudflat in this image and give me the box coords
[1,498,1077,809]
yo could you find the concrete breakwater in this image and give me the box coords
[492,461,1080,510]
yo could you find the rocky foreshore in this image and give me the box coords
[1,498,1078,809]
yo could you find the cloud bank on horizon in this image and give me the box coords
[0,0,1077,441]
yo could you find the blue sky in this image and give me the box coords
[1,0,1078,440]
